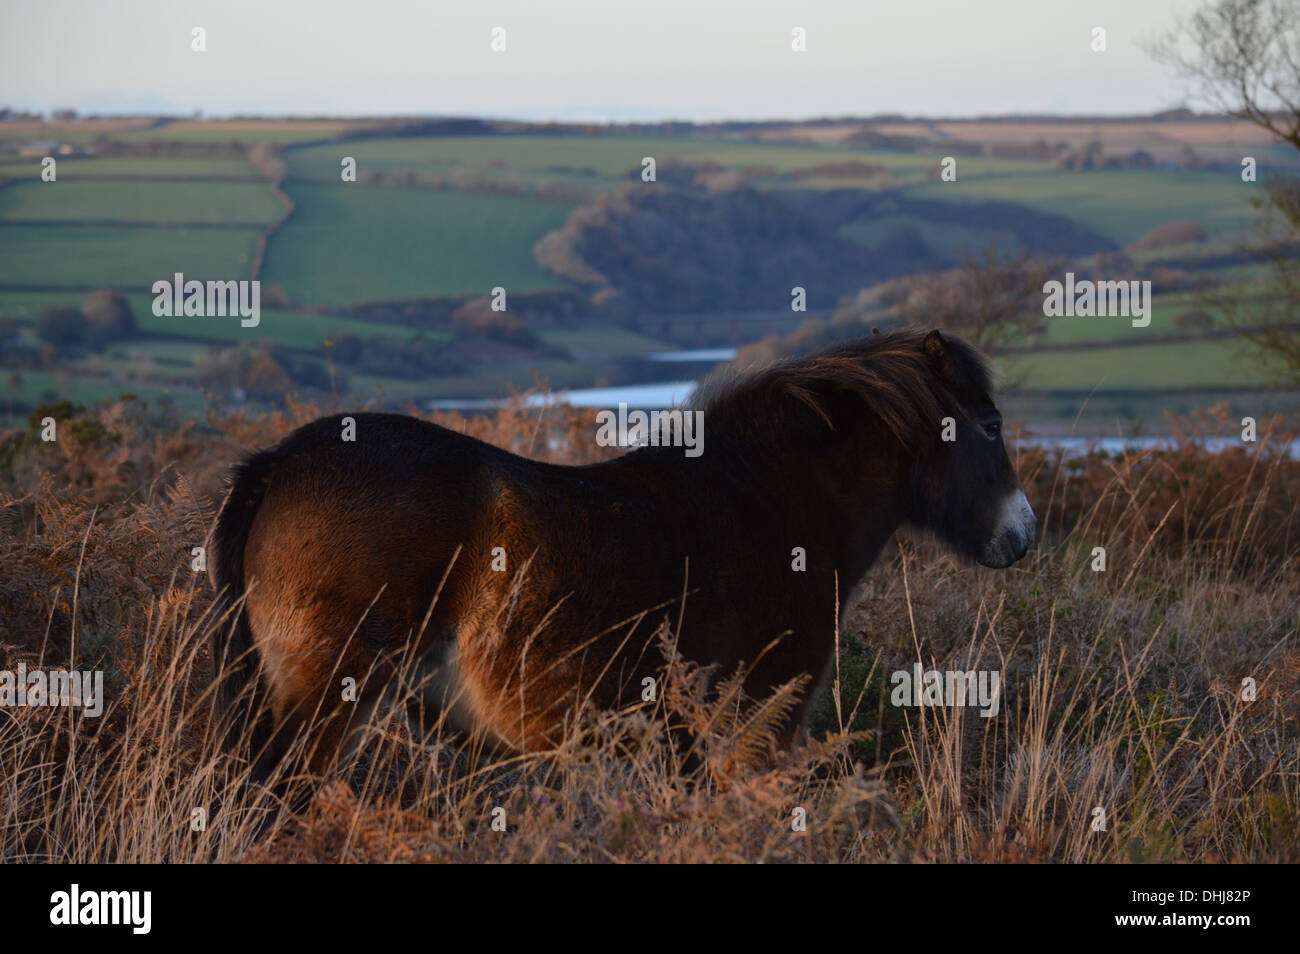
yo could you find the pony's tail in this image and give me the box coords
[209,448,279,772]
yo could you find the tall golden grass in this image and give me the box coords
[0,395,1296,862]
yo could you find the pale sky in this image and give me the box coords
[1,0,1202,121]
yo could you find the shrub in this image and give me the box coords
[195,344,294,399]
[36,306,85,348]
[82,289,136,350]
[329,331,363,366]
[1129,221,1208,250]
[451,297,541,347]
[1172,308,1214,333]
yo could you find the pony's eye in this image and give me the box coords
[982,420,1001,440]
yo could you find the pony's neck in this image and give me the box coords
[692,407,911,585]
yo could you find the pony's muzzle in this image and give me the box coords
[978,489,1037,568]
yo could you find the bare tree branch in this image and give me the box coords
[1151,0,1300,383]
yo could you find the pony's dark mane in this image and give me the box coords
[692,330,993,453]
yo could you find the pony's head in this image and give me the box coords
[903,329,1036,568]
[696,329,1036,569]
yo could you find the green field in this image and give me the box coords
[286,135,846,180]
[0,291,428,349]
[1014,337,1263,390]
[0,180,284,225]
[1035,295,1225,345]
[0,225,262,287]
[261,184,573,305]
[903,169,1260,245]
[0,368,203,412]
[284,134,1057,187]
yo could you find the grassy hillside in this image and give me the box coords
[0,179,285,224]
[1,396,1295,862]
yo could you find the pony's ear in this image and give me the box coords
[923,329,956,383]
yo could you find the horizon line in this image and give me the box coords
[1,106,1257,127]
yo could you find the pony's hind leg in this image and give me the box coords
[401,637,479,745]
[247,595,385,775]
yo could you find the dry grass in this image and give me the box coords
[0,395,1296,863]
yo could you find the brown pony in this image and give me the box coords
[209,329,1035,775]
